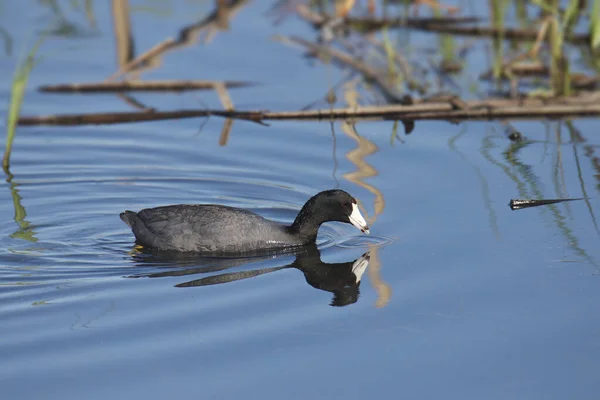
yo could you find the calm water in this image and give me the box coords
[1,2,600,399]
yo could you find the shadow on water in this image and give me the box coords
[128,243,373,307]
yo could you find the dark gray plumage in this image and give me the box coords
[120,189,369,254]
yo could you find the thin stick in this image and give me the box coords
[17,95,600,126]
[39,80,255,93]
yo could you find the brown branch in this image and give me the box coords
[18,109,264,126]
[16,93,600,126]
[390,103,600,120]
[39,80,256,93]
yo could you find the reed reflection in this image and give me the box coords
[4,168,37,242]
[131,244,371,307]
[338,86,391,306]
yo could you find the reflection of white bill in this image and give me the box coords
[352,252,370,283]
[349,203,370,234]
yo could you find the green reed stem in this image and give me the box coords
[3,37,44,170]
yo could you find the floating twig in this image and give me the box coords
[39,80,256,93]
[18,109,261,126]
[16,93,600,126]
[509,198,587,210]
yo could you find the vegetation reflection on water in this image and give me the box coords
[3,0,600,299]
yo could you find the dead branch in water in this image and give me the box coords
[39,80,256,93]
[295,5,591,44]
[17,92,600,126]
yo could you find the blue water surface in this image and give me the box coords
[1,1,599,399]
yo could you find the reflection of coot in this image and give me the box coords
[120,189,369,253]
[132,244,370,307]
[293,245,369,307]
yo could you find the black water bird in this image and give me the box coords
[121,189,370,254]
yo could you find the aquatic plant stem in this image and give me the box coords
[4,37,44,170]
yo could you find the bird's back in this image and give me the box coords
[122,204,303,253]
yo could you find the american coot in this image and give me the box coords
[120,189,370,254]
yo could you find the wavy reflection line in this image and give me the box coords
[367,244,391,308]
[340,118,388,307]
[339,77,383,222]
[340,122,384,224]
[4,168,37,242]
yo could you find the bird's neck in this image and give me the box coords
[288,203,323,241]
